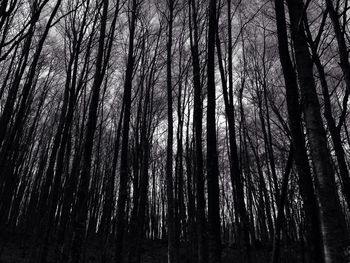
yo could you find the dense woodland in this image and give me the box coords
[0,0,350,262]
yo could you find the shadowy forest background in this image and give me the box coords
[0,0,350,262]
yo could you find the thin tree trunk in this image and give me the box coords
[166,0,179,262]
[270,147,293,263]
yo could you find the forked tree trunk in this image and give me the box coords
[274,1,324,262]
[286,0,350,261]
[304,17,350,213]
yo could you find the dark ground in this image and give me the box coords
[0,232,301,263]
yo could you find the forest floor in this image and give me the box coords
[0,232,300,263]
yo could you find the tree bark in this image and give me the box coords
[286,0,350,261]
[274,1,325,262]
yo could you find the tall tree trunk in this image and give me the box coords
[207,0,221,261]
[115,0,138,261]
[185,120,197,263]
[304,18,350,212]
[166,0,179,262]
[188,0,208,261]
[216,22,251,261]
[274,1,325,263]
[70,1,109,262]
[286,0,350,261]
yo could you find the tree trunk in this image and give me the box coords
[304,19,350,213]
[188,0,208,261]
[70,1,109,262]
[207,0,221,261]
[270,147,293,263]
[115,0,138,261]
[286,0,350,261]
[274,1,325,262]
[166,0,179,262]
[216,21,251,261]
